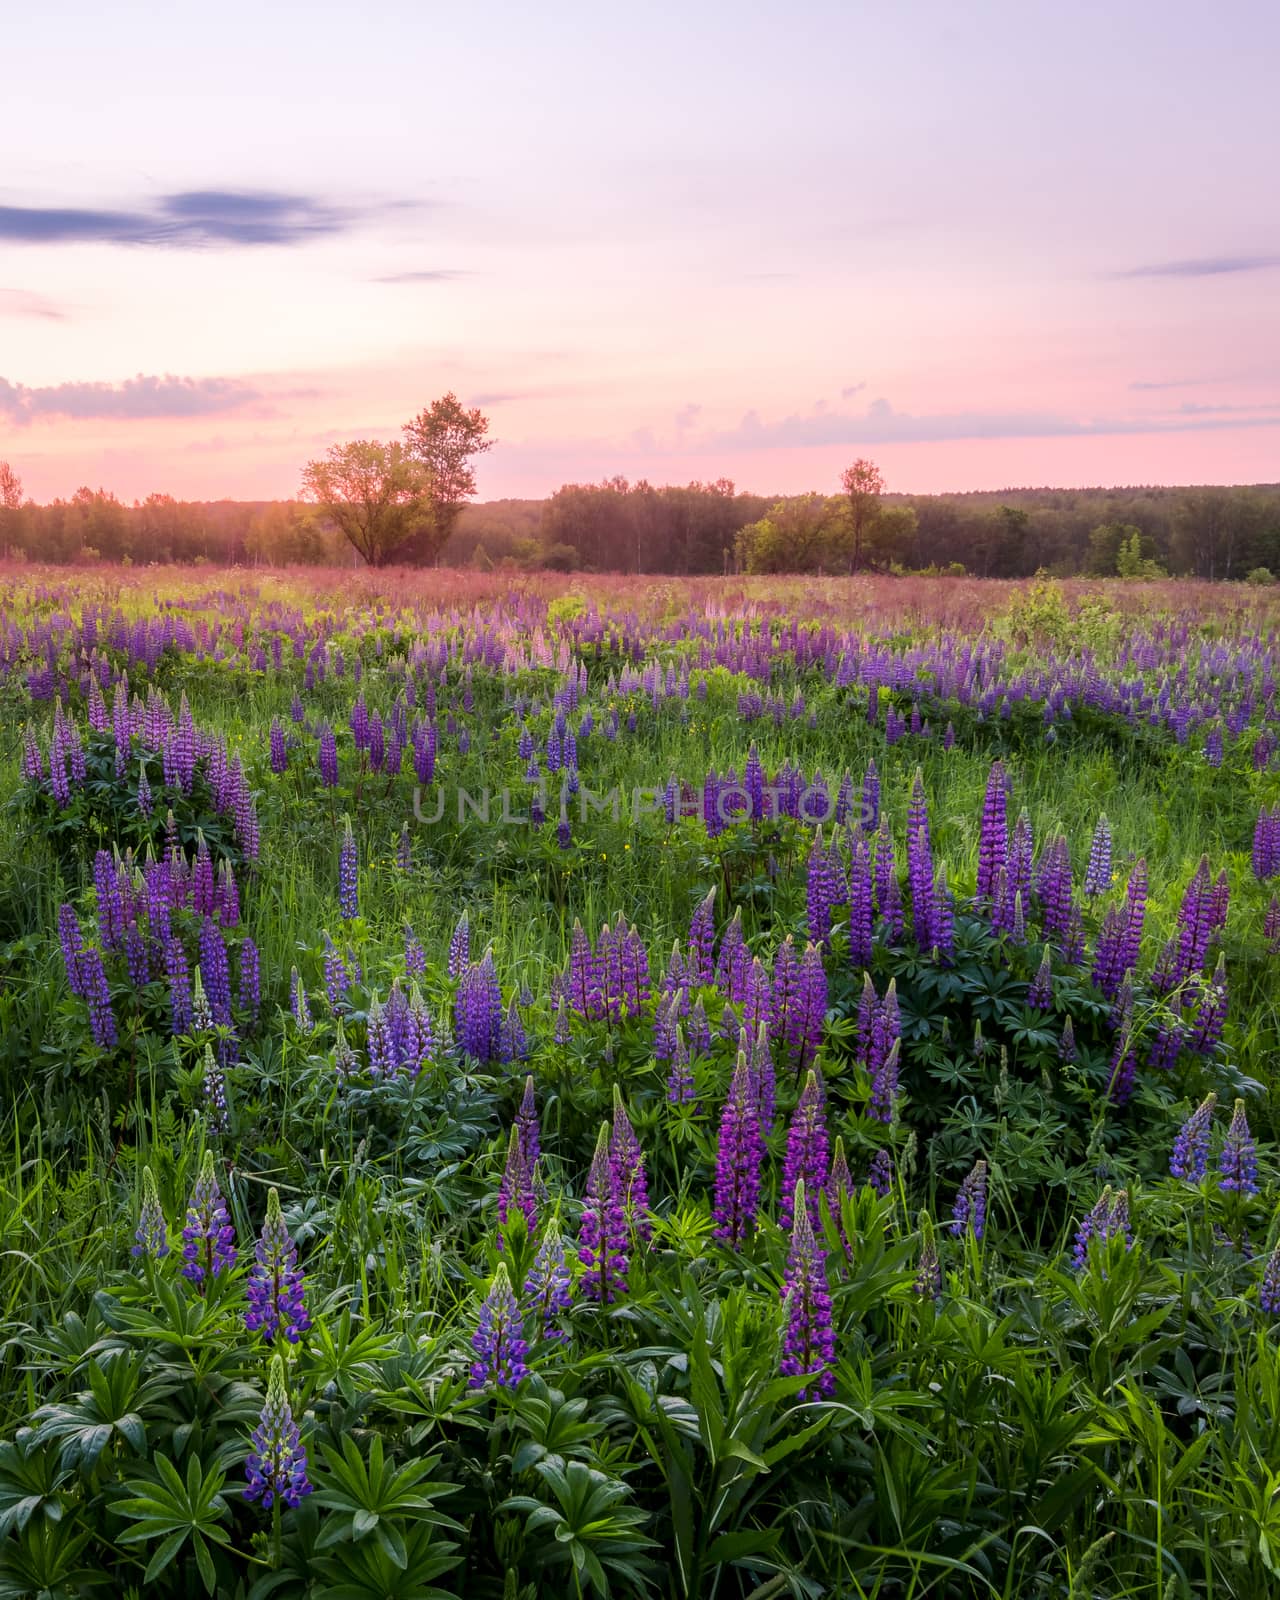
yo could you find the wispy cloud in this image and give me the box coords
[709,396,1280,449]
[1112,253,1280,280]
[840,382,866,400]
[0,287,68,320]
[0,372,261,424]
[373,269,471,284]
[0,191,365,248]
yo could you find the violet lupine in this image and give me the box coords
[199,917,233,1028]
[290,967,312,1031]
[806,828,842,946]
[517,1075,541,1169]
[181,1150,236,1289]
[1036,835,1074,942]
[1072,1186,1132,1270]
[1060,1016,1077,1063]
[1189,956,1228,1057]
[1259,1242,1280,1317]
[469,1262,529,1390]
[404,926,427,977]
[874,815,904,942]
[79,947,117,1050]
[610,1086,652,1244]
[687,888,716,986]
[713,1052,764,1247]
[1172,857,1216,987]
[269,718,288,774]
[906,772,935,952]
[1219,1100,1259,1195]
[244,1354,313,1509]
[337,818,359,920]
[867,1148,894,1198]
[58,904,85,996]
[498,1127,538,1245]
[1085,815,1113,896]
[780,1070,829,1230]
[779,1180,835,1400]
[949,1159,988,1240]
[448,911,471,979]
[827,1136,853,1232]
[579,1123,629,1302]
[245,1188,310,1345]
[499,996,528,1063]
[932,864,954,963]
[1028,948,1054,1010]
[847,835,874,967]
[456,950,502,1063]
[132,1168,169,1260]
[202,1043,229,1135]
[771,936,801,1045]
[318,725,339,787]
[524,1221,573,1338]
[322,935,352,1010]
[1265,896,1280,954]
[1170,1092,1217,1181]
[914,1219,943,1303]
[977,760,1009,907]
[666,1026,696,1104]
[793,942,828,1071]
[1253,806,1280,881]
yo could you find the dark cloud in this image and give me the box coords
[1113,254,1280,280]
[373,269,471,283]
[0,372,261,424]
[0,287,67,320]
[710,395,1280,449]
[0,191,357,248]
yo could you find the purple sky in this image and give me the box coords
[2,0,1278,502]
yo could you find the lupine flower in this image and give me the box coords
[610,1087,651,1243]
[469,1262,529,1389]
[1059,1016,1077,1062]
[516,1075,541,1168]
[666,1025,696,1104]
[337,817,358,920]
[245,1188,310,1344]
[913,1217,943,1302]
[448,911,471,979]
[524,1221,573,1338]
[290,967,312,1031]
[1219,1100,1259,1195]
[318,725,339,787]
[949,1159,988,1240]
[201,1043,229,1135]
[1028,948,1053,1010]
[181,1151,236,1289]
[867,1147,894,1198]
[779,1180,835,1400]
[244,1354,312,1509]
[1085,815,1112,896]
[1170,1093,1216,1181]
[269,718,288,774]
[687,888,716,986]
[977,760,1009,907]
[1072,1185,1132,1269]
[781,1070,829,1229]
[1259,1241,1280,1317]
[579,1123,629,1301]
[190,967,215,1035]
[456,949,503,1062]
[132,1168,169,1260]
[79,947,117,1050]
[498,1126,538,1245]
[713,1052,765,1247]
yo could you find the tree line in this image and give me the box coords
[4,430,1279,579]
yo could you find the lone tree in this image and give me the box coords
[839,457,885,572]
[401,392,493,563]
[300,440,433,567]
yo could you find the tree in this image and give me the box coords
[0,461,21,511]
[300,440,434,567]
[839,459,885,572]
[737,495,840,573]
[401,392,493,563]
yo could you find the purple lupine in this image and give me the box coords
[199,917,233,1027]
[1253,806,1280,881]
[337,818,358,920]
[932,864,954,962]
[666,1025,696,1104]
[806,828,842,945]
[579,1122,629,1301]
[771,936,801,1045]
[867,1148,893,1198]
[977,760,1009,907]
[181,1151,236,1289]
[318,724,339,787]
[1060,1016,1077,1062]
[456,950,502,1062]
[448,911,471,979]
[1189,956,1228,1057]
[79,947,117,1049]
[1072,1186,1132,1270]
[1172,857,1215,987]
[1118,860,1148,977]
[687,888,716,986]
[906,772,935,951]
[1219,1100,1259,1195]
[290,967,312,1031]
[914,1220,943,1303]
[713,1052,764,1247]
[404,926,427,977]
[780,1070,829,1230]
[165,936,193,1034]
[322,935,351,1010]
[826,1135,853,1228]
[1027,948,1053,1010]
[499,996,528,1063]
[779,1180,835,1401]
[498,1126,538,1244]
[748,1020,776,1136]
[245,1188,310,1345]
[58,903,85,996]
[1170,1092,1216,1181]
[132,1168,169,1260]
[949,1159,988,1240]
[874,815,904,941]
[1036,835,1074,942]
[517,1075,541,1169]
[244,1355,313,1509]
[847,835,874,967]
[524,1221,573,1338]
[610,1087,652,1244]
[269,718,288,774]
[1259,1242,1280,1317]
[1265,896,1280,954]
[794,942,828,1071]
[470,1262,529,1389]
[201,1043,229,1135]
[1084,815,1112,896]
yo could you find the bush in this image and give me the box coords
[1246,566,1274,586]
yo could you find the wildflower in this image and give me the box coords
[290,967,312,1031]
[244,1355,312,1509]
[238,936,260,1016]
[516,1075,541,1168]
[337,817,358,920]
[977,760,1009,907]
[524,1221,573,1338]
[610,1087,651,1243]
[448,911,471,979]
[578,1123,629,1301]
[949,1159,988,1240]
[201,1043,229,1135]
[914,1218,942,1302]
[1219,1100,1259,1195]
[1072,1186,1132,1270]
[79,946,117,1049]
[781,1070,829,1230]
[181,1151,236,1289]
[245,1188,310,1345]
[132,1168,169,1260]
[779,1181,835,1400]
[867,1147,893,1198]
[1028,947,1053,1010]
[1259,1241,1280,1317]
[498,1126,537,1245]
[1084,815,1112,896]
[1170,1093,1216,1181]
[713,1052,764,1247]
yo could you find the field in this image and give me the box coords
[1,565,1278,1600]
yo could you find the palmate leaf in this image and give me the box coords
[115,1452,232,1596]
[30,1352,175,1471]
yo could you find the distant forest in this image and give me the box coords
[3,476,1280,580]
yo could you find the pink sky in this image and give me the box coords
[3,0,1278,504]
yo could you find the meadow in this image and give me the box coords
[0,564,1278,1600]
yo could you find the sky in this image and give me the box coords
[2,0,1279,504]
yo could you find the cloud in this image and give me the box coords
[1112,253,1280,280]
[0,287,68,320]
[674,402,702,433]
[373,269,471,283]
[709,395,1280,449]
[840,382,866,400]
[0,372,261,424]
[0,190,360,248]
